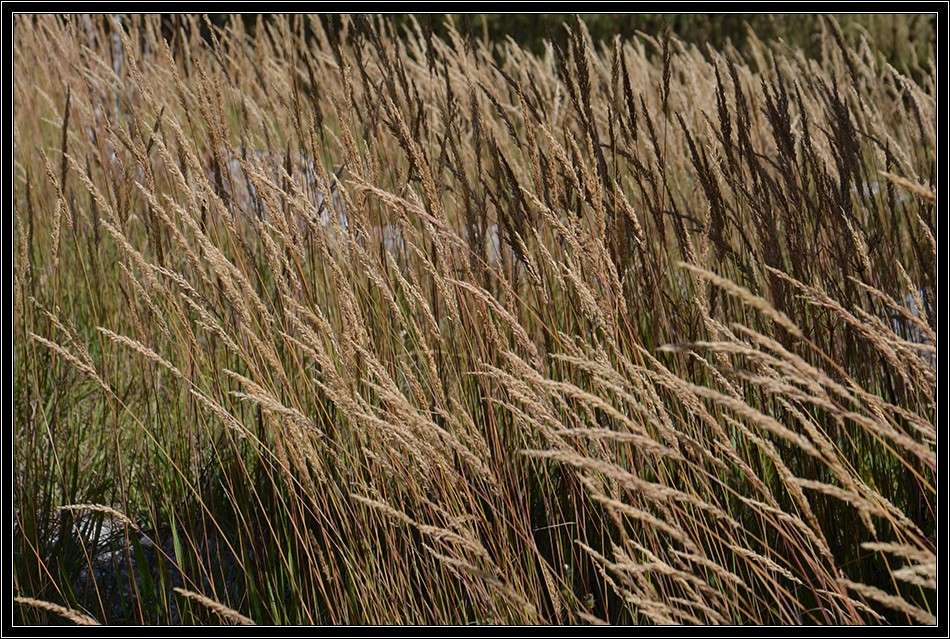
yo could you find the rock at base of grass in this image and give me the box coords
[66,515,242,625]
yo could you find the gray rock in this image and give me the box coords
[889,289,935,368]
[206,148,348,232]
[64,513,242,625]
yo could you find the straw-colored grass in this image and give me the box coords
[13,14,935,626]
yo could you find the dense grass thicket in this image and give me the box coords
[13,14,936,626]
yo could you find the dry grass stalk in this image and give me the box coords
[15,597,101,626]
[13,14,935,627]
[172,588,256,625]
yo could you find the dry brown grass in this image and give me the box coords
[14,597,100,626]
[13,14,935,626]
[172,588,256,625]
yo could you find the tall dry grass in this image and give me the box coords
[13,14,936,625]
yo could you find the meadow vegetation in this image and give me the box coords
[13,14,937,625]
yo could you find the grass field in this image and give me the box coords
[12,14,937,626]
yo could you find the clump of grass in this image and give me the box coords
[13,14,935,626]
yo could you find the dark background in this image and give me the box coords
[203,13,937,73]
